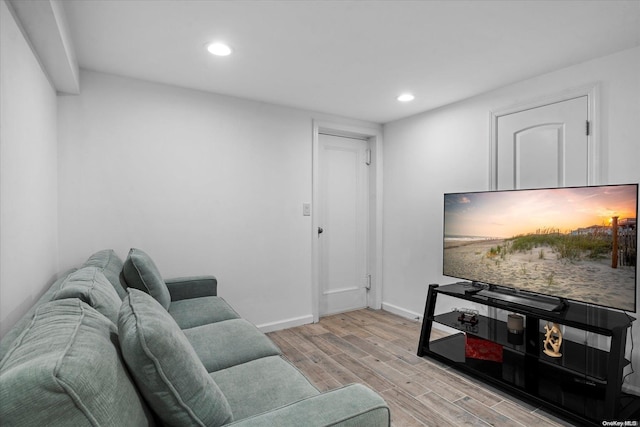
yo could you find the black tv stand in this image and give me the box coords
[417,282,638,426]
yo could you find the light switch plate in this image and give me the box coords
[303,203,311,216]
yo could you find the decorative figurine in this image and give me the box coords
[543,322,563,358]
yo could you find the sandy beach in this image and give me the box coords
[443,239,636,311]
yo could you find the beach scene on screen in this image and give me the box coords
[443,185,638,311]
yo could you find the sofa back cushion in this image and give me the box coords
[52,267,122,324]
[0,268,79,361]
[118,289,233,427]
[83,249,128,299]
[123,248,171,310]
[0,299,152,426]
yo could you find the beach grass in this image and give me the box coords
[444,233,636,311]
[487,228,612,261]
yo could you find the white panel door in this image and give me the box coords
[495,95,595,347]
[318,134,368,316]
[497,96,589,190]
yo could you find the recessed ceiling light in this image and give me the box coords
[206,42,232,56]
[397,93,415,102]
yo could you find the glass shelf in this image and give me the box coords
[431,310,620,381]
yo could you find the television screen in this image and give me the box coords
[443,184,638,312]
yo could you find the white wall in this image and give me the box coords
[57,70,379,330]
[382,46,640,388]
[0,0,59,338]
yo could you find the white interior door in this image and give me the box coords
[495,95,597,348]
[496,96,589,190]
[318,133,368,316]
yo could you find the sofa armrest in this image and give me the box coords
[226,384,390,427]
[165,275,217,301]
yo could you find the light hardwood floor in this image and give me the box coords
[267,309,575,427]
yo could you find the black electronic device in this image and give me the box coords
[455,308,478,325]
[442,184,638,312]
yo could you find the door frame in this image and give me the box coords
[489,83,600,190]
[312,120,383,323]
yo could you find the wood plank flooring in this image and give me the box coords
[267,309,575,427]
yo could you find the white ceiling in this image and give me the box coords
[61,0,640,123]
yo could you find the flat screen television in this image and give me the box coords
[443,184,638,312]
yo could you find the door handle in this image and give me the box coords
[318,227,324,235]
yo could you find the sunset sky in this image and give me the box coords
[444,184,638,238]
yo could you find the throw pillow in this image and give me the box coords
[122,248,171,310]
[118,289,233,427]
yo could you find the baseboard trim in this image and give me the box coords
[256,315,314,333]
[382,302,422,321]
[257,304,423,333]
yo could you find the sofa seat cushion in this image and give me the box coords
[169,296,240,329]
[0,299,151,426]
[211,355,319,421]
[83,249,128,299]
[119,289,233,427]
[52,267,122,324]
[123,248,171,310]
[184,319,281,373]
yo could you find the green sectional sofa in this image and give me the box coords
[0,249,390,426]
